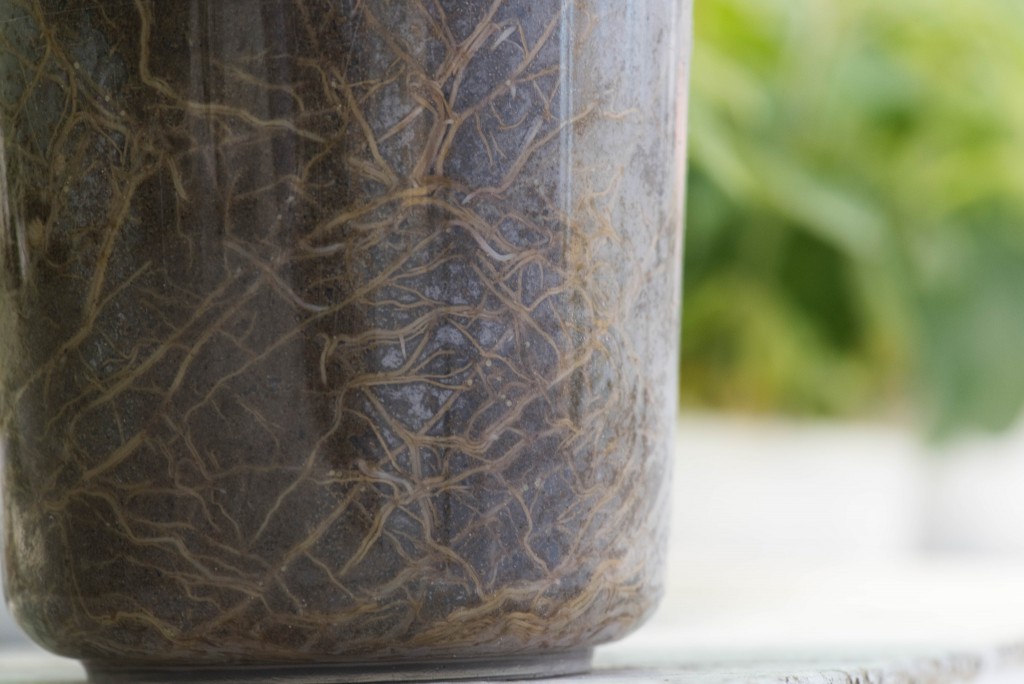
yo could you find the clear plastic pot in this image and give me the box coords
[0,1,690,681]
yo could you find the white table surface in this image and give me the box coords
[3,643,1024,684]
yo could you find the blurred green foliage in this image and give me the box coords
[681,0,1024,438]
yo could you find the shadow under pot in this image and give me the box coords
[0,1,690,681]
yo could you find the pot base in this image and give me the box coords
[83,649,593,683]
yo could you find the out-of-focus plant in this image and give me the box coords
[682,0,1024,438]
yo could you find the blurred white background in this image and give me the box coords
[605,414,1024,661]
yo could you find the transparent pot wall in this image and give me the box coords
[0,0,689,681]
